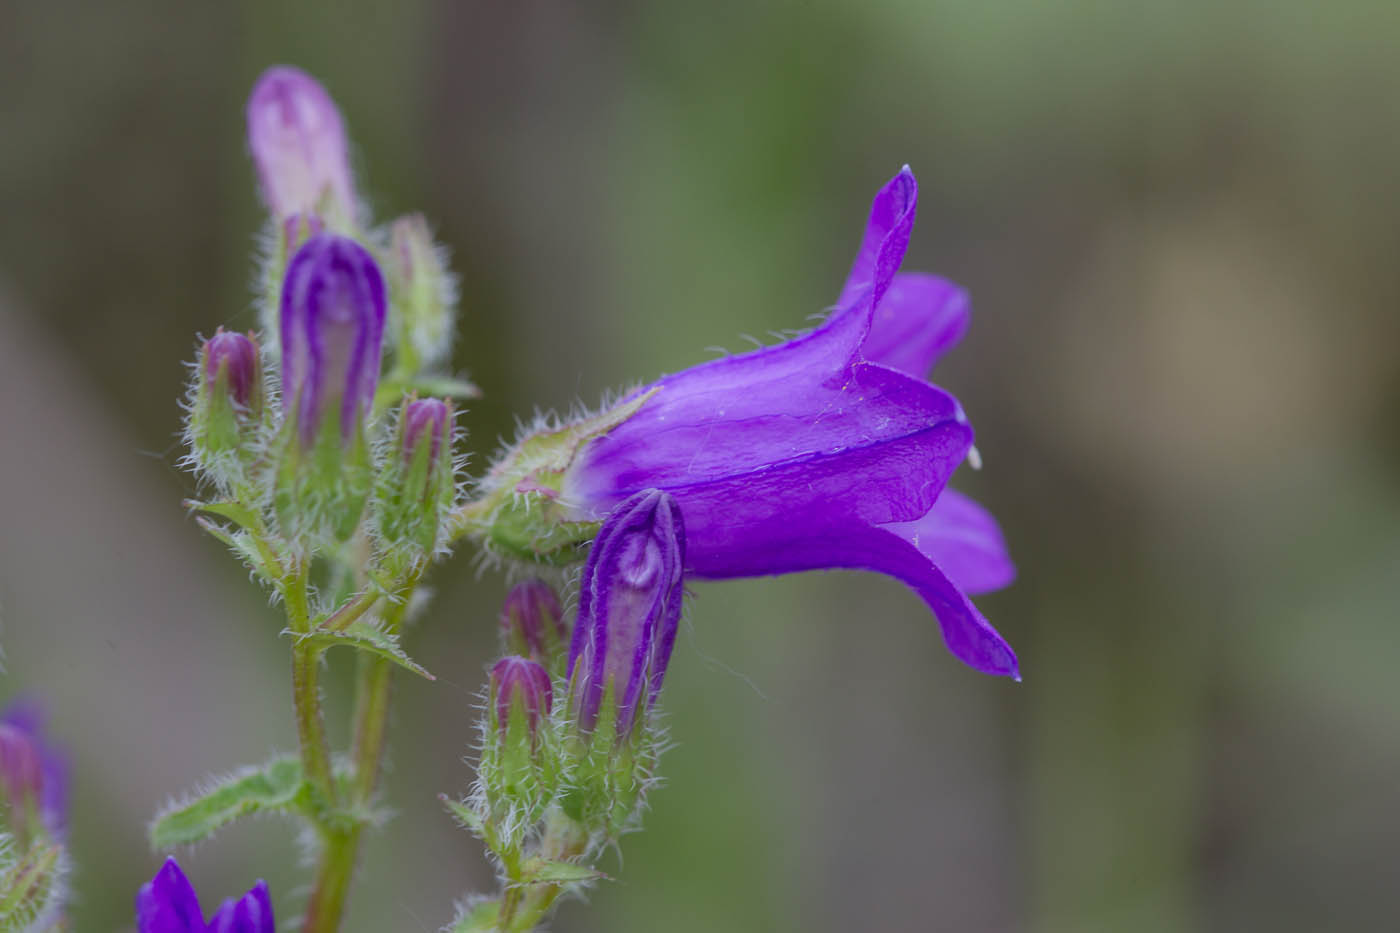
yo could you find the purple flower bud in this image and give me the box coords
[401,397,450,467]
[202,329,261,413]
[489,656,553,739]
[0,699,66,839]
[567,489,685,735]
[280,233,386,447]
[246,66,354,223]
[137,856,273,933]
[499,579,566,662]
[0,722,42,816]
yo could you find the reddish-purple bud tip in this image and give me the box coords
[246,66,354,222]
[401,397,450,466]
[202,329,261,412]
[280,233,386,447]
[568,489,686,735]
[0,700,66,837]
[0,722,43,814]
[499,579,566,661]
[490,656,553,738]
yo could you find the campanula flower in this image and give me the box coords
[280,233,386,449]
[558,169,1018,678]
[567,490,686,734]
[246,66,355,225]
[136,856,273,933]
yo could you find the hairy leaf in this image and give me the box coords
[149,756,304,849]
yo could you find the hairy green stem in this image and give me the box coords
[287,564,336,804]
[302,570,422,932]
[303,826,361,933]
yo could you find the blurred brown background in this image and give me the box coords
[2,1,1399,930]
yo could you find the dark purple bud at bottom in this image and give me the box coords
[490,656,553,739]
[280,233,386,448]
[401,397,450,466]
[499,579,566,661]
[568,489,686,735]
[203,329,261,413]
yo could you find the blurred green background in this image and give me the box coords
[3,1,1399,930]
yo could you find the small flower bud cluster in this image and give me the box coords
[460,492,686,891]
[181,65,468,566]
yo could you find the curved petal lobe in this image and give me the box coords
[862,273,970,378]
[881,488,1015,596]
[835,166,919,316]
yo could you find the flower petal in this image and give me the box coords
[693,505,1017,678]
[881,488,1015,596]
[566,349,966,521]
[862,273,971,378]
[835,166,919,316]
[208,881,274,933]
[137,857,206,933]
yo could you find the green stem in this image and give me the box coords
[287,563,335,804]
[303,826,361,933]
[302,569,423,932]
[497,814,588,933]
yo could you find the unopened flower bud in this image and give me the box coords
[499,579,566,666]
[372,397,455,559]
[246,66,355,226]
[204,330,261,413]
[388,213,456,367]
[275,233,385,543]
[0,701,66,842]
[401,397,449,466]
[187,330,263,485]
[280,233,386,449]
[567,489,685,738]
[479,656,558,830]
[489,656,553,741]
[0,723,43,830]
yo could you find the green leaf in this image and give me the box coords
[149,756,304,849]
[185,498,264,532]
[438,793,486,835]
[295,621,435,680]
[519,857,609,885]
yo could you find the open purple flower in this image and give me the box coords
[0,698,67,838]
[280,233,386,448]
[137,857,273,933]
[246,66,355,224]
[560,168,1018,678]
[568,490,686,734]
